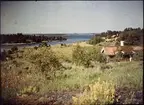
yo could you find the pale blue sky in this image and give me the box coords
[1,1,143,34]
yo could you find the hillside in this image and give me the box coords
[89,27,143,46]
[1,41,143,105]
[1,27,143,105]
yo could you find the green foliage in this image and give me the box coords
[34,46,38,50]
[1,41,143,104]
[133,51,143,61]
[89,36,104,45]
[107,35,111,39]
[89,47,106,63]
[7,50,13,55]
[26,39,32,43]
[2,88,17,99]
[11,46,18,52]
[72,45,106,67]
[72,78,115,105]
[72,45,91,67]
[114,51,123,61]
[23,47,62,79]
[1,50,7,60]
[61,43,67,47]
[1,33,67,43]
[39,42,48,47]
[118,29,143,45]
[18,86,39,96]
[115,41,120,46]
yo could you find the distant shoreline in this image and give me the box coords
[1,42,36,46]
[1,40,90,51]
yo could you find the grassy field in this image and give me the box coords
[1,43,143,105]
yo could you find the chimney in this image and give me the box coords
[120,41,124,46]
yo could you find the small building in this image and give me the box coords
[100,41,139,62]
[101,46,118,56]
[101,46,119,62]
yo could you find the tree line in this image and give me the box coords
[0,33,67,43]
[90,27,143,46]
[117,27,143,45]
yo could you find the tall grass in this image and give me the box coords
[1,45,143,104]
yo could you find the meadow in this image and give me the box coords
[1,42,143,105]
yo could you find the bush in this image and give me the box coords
[72,45,91,67]
[17,86,39,96]
[1,50,7,61]
[23,47,62,79]
[133,51,143,61]
[118,29,143,45]
[114,51,123,61]
[61,43,67,47]
[115,41,120,46]
[34,46,38,50]
[89,36,104,45]
[89,48,106,63]
[2,88,17,99]
[47,44,51,47]
[72,78,115,105]
[7,50,13,55]
[11,46,18,52]
[39,42,48,47]
[72,45,106,67]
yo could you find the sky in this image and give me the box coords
[1,1,143,34]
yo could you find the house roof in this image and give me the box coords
[118,46,133,53]
[101,46,118,55]
[101,46,143,55]
[101,45,143,56]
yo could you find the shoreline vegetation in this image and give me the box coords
[0,33,67,44]
[1,42,36,46]
[1,27,143,105]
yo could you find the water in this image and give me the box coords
[1,34,93,51]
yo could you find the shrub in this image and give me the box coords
[101,65,113,70]
[23,47,62,78]
[133,51,143,61]
[39,42,48,47]
[89,48,106,63]
[17,86,39,96]
[115,41,120,46]
[114,51,123,61]
[72,78,115,105]
[61,43,67,47]
[7,50,13,55]
[89,36,104,45]
[11,46,18,52]
[47,44,51,47]
[34,46,38,50]
[2,88,17,99]
[72,45,91,67]
[72,45,106,67]
[1,50,7,61]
